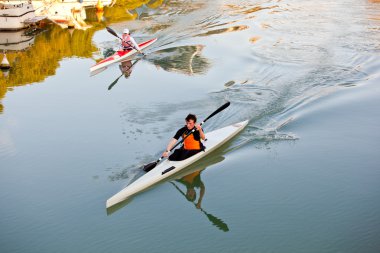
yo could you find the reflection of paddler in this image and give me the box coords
[108,59,140,90]
[171,167,230,232]
[176,169,205,209]
[119,60,134,78]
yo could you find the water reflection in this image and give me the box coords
[99,44,211,91]
[224,3,278,15]
[0,25,97,113]
[171,180,229,232]
[0,28,40,112]
[175,169,206,209]
[170,155,230,232]
[195,25,249,37]
[0,29,38,81]
[101,0,165,23]
[108,59,140,90]
[146,45,210,75]
[0,30,36,52]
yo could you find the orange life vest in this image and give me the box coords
[122,34,132,48]
[183,132,201,150]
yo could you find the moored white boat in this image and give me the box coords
[10,0,113,29]
[106,120,249,208]
[0,2,37,30]
[10,0,114,15]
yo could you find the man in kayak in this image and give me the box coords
[121,28,143,54]
[163,114,206,161]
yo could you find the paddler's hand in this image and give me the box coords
[196,124,206,140]
[162,150,170,157]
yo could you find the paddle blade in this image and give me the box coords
[203,101,230,123]
[203,210,230,232]
[108,74,123,90]
[106,26,121,40]
[143,161,158,172]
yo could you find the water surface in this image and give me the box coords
[0,0,379,252]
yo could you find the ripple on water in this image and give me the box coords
[0,129,17,158]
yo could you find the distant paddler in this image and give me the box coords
[105,26,145,55]
[121,28,143,55]
[91,27,156,74]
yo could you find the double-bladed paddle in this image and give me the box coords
[105,26,146,56]
[143,101,231,172]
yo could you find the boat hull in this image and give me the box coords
[0,3,36,31]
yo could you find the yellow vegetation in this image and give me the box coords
[0,25,97,113]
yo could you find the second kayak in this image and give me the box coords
[106,120,249,208]
[90,38,157,73]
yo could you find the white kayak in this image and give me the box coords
[90,38,157,73]
[106,120,249,208]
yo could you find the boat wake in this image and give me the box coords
[105,0,379,183]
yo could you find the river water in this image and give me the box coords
[1,0,379,252]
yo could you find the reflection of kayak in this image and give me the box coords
[106,120,249,208]
[90,38,157,73]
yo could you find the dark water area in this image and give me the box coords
[0,0,379,252]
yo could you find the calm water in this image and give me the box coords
[1,0,380,252]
